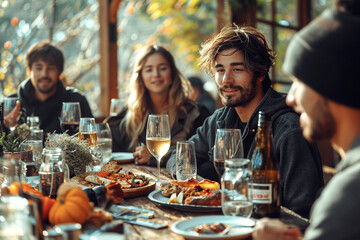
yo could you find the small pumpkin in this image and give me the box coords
[57,182,78,197]
[8,182,43,198]
[42,196,56,221]
[48,187,90,225]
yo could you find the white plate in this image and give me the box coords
[171,215,255,240]
[111,152,134,163]
[148,190,221,213]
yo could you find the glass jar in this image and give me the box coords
[39,147,69,198]
[0,155,26,194]
[0,196,36,239]
[221,158,253,218]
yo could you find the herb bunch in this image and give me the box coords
[0,108,30,152]
[45,133,95,177]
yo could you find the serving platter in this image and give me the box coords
[148,190,222,213]
[70,173,155,198]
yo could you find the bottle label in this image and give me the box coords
[251,183,272,204]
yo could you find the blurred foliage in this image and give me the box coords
[0,0,100,114]
[130,0,217,68]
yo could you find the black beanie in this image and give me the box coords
[283,8,360,109]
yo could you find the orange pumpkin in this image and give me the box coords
[8,182,43,198]
[48,187,90,225]
[42,196,56,221]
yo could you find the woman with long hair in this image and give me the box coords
[108,45,210,166]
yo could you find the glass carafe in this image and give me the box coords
[39,147,69,198]
[221,158,253,218]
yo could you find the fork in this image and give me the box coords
[219,222,256,235]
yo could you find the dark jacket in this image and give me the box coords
[108,99,211,166]
[167,87,324,218]
[9,78,93,135]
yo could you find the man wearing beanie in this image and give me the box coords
[252,0,360,239]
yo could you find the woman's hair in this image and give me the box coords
[198,24,275,89]
[25,41,64,73]
[121,45,193,150]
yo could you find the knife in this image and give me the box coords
[113,215,168,229]
[110,205,155,215]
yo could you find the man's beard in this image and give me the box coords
[217,77,257,107]
[302,98,336,142]
[36,78,57,94]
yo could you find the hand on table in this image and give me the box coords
[133,145,152,165]
[3,101,21,128]
[252,218,302,240]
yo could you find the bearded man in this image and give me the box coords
[4,41,93,135]
[166,25,324,218]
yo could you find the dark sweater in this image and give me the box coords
[167,87,324,218]
[9,78,93,136]
[108,99,211,166]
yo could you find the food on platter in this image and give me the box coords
[160,182,182,197]
[84,161,151,189]
[168,191,184,204]
[160,177,221,206]
[170,178,220,191]
[194,222,227,234]
[184,192,222,206]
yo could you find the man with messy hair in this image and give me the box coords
[167,25,324,218]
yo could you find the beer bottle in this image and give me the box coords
[250,111,280,218]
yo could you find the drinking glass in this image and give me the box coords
[20,140,43,187]
[146,114,171,188]
[79,117,98,149]
[221,158,253,218]
[79,117,100,171]
[176,140,197,181]
[96,123,112,163]
[0,156,25,191]
[3,97,18,116]
[28,129,44,142]
[0,196,36,239]
[27,116,40,130]
[39,147,67,198]
[213,129,243,177]
[3,97,18,130]
[110,98,126,116]
[60,102,81,135]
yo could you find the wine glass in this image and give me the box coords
[221,158,253,218]
[60,102,81,135]
[213,129,243,178]
[3,97,19,131]
[146,114,171,188]
[95,123,112,164]
[109,98,126,116]
[78,117,99,171]
[176,140,197,181]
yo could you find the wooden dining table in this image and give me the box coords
[78,163,310,240]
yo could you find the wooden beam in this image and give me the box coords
[99,0,120,117]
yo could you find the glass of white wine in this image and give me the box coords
[78,117,99,171]
[146,114,171,188]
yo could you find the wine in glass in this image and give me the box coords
[213,129,243,178]
[60,102,81,135]
[78,117,98,148]
[78,117,99,171]
[146,114,171,188]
